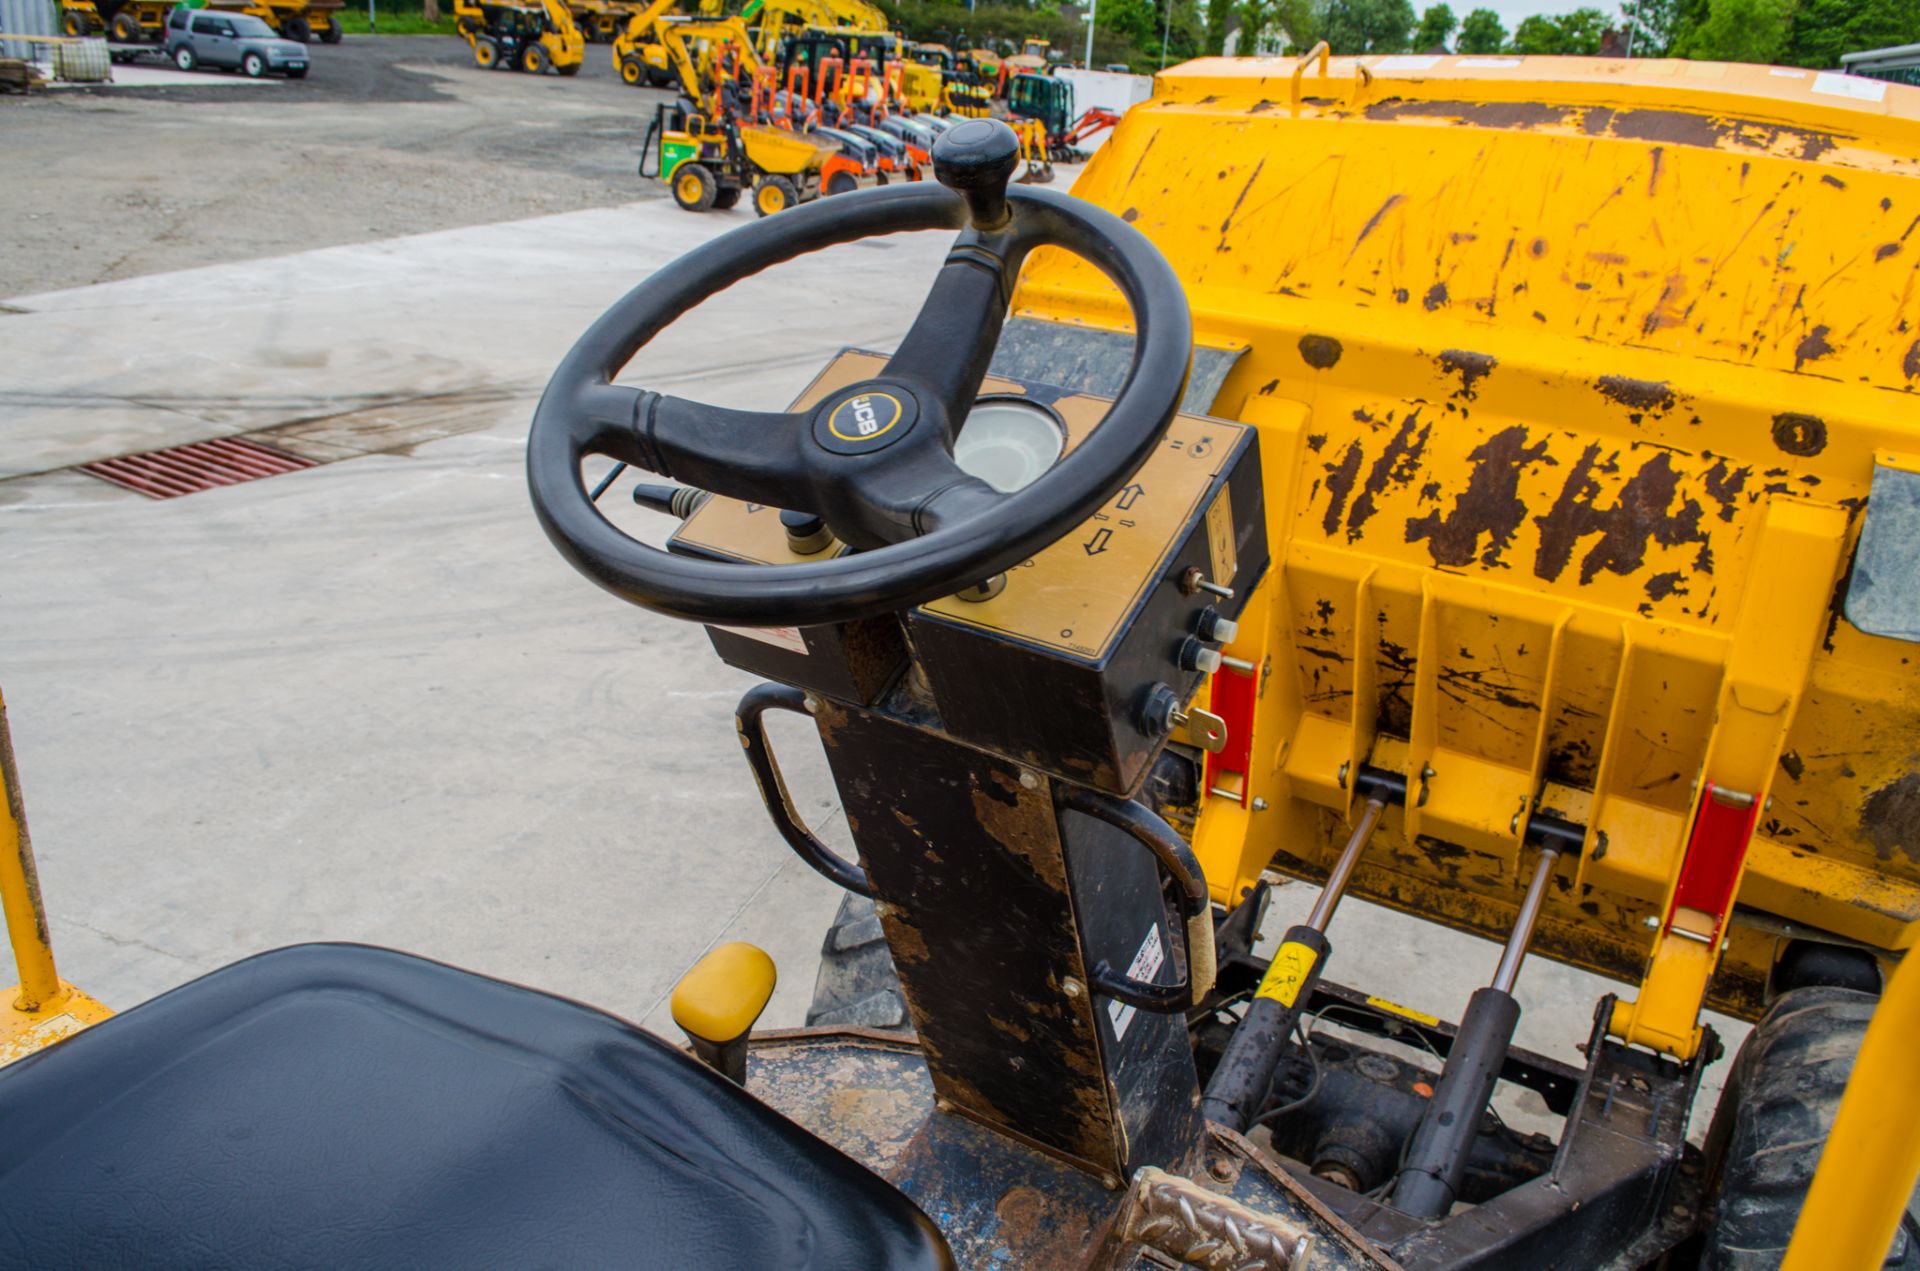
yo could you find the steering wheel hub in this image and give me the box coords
[813,385,921,456]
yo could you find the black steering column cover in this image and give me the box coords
[0,943,953,1270]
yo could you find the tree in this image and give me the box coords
[1413,2,1454,50]
[1554,6,1608,53]
[1509,12,1562,51]
[1678,0,1793,63]
[1204,0,1233,54]
[1779,0,1920,70]
[1454,5,1503,51]
[1319,0,1417,53]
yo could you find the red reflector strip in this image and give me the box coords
[1666,782,1762,940]
[79,438,316,499]
[1204,666,1258,803]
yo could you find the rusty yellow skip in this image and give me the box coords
[1016,49,1920,1262]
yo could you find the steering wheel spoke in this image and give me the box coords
[880,237,1027,441]
[641,392,814,512]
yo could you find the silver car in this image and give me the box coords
[165,9,309,79]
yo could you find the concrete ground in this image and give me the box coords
[1,36,669,296]
[0,53,1744,1144]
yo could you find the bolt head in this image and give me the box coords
[803,694,821,715]
[1063,977,1084,999]
[1251,797,1268,812]
[1019,769,1039,790]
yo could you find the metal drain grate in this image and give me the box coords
[79,437,318,499]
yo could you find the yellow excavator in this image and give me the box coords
[742,0,942,114]
[453,0,584,73]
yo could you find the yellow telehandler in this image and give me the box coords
[4,53,1918,1271]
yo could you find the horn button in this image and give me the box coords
[811,384,922,457]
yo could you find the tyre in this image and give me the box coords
[108,10,140,41]
[804,893,911,1031]
[824,169,857,197]
[670,162,717,212]
[646,62,673,88]
[522,43,548,74]
[172,42,195,70]
[619,55,642,85]
[319,15,341,42]
[711,186,741,210]
[61,10,87,37]
[754,175,797,217]
[285,16,310,41]
[473,36,498,68]
[555,59,579,76]
[241,50,265,77]
[1700,985,1920,1269]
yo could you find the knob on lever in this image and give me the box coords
[932,119,1022,232]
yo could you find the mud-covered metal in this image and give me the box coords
[1845,455,1920,643]
[1013,54,1920,1044]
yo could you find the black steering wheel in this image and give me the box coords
[526,119,1192,628]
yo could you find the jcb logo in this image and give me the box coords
[826,391,904,446]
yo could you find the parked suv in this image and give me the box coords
[165,9,309,78]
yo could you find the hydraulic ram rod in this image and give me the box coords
[1390,846,1562,1218]
[1199,796,1387,1131]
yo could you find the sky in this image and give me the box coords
[1465,0,1626,28]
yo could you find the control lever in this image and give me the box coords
[1389,846,1563,1218]
[1200,794,1388,1131]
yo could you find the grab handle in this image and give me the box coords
[1059,788,1216,1011]
[734,683,871,897]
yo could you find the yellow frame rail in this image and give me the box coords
[0,689,109,1066]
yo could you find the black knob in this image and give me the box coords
[780,508,833,556]
[932,118,1021,231]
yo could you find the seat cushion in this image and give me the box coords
[0,943,951,1270]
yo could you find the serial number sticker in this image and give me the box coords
[1364,995,1440,1028]
[1254,939,1318,1008]
[712,624,807,655]
[1107,924,1165,1042]
[1811,72,1886,103]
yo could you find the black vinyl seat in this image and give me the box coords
[0,943,953,1270]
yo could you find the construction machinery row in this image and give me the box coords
[59,0,342,44]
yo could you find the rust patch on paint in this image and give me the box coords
[1702,458,1750,523]
[1533,449,1707,585]
[1437,349,1497,400]
[1299,334,1344,370]
[1321,441,1364,536]
[1121,207,1140,223]
[1862,772,1920,865]
[1876,242,1901,261]
[1351,193,1405,254]
[1596,376,1676,416]
[1579,105,1841,162]
[1344,413,1431,541]
[1423,281,1449,311]
[1771,412,1827,457]
[1405,425,1551,568]
[1794,324,1836,372]
[1364,98,1573,129]
[1904,340,1920,381]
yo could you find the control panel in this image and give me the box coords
[668,350,1270,794]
